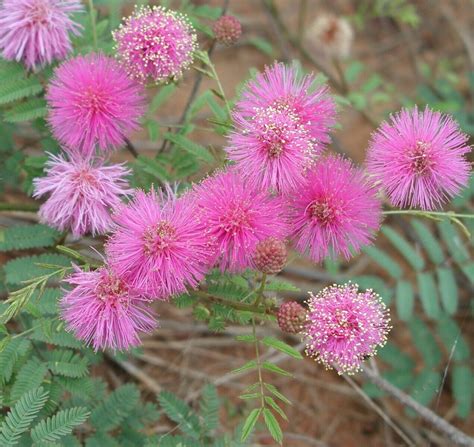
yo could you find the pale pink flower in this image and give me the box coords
[61,266,157,351]
[195,169,288,272]
[47,53,146,156]
[0,0,83,70]
[367,107,471,210]
[113,5,197,83]
[227,63,336,194]
[106,188,212,300]
[33,153,131,237]
[304,283,390,374]
[288,155,381,262]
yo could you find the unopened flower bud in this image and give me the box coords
[254,238,287,275]
[277,301,307,334]
[213,15,242,46]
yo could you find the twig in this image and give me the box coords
[362,366,474,446]
[124,137,139,158]
[109,356,162,394]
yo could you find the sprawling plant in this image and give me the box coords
[0,1,473,446]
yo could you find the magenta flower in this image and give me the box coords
[47,53,146,156]
[113,5,197,84]
[304,283,390,374]
[33,153,131,238]
[288,155,381,262]
[367,107,471,210]
[106,188,212,300]
[0,0,83,70]
[227,63,336,194]
[61,266,157,352]
[195,169,288,272]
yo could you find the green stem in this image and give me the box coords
[193,290,272,315]
[88,0,98,50]
[383,210,474,219]
[252,318,265,408]
[0,202,39,212]
[254,273,267,307]
[208,62,233,118]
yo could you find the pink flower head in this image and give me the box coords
[61,266,157,352]
[367,106,471,210]
[106,188,212,300]
[33,153,132,238]
[47,53,146,156]
[0,0,83,70]
[227,63,336,194]
[113,5,197,84]
[288,155,381,262]
[304,283,390,374]
[195,168,288,272]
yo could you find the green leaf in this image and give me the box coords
[4,98,47,122]
[263,383,291,405]
[0,78,43,105]
[10,358,47,402]
[239,393,261,400]
[436,267,458,315]
[0,338,30,384]
[31,407,90,443]
[235,334,257,343]
[262,408,283,444]
[452,366,472,419]
[344,61,364,83]
[164,133,214,163]
[149,84,176,113]
[200,384,219,432]
[0,224,61,252]
[261,337,303,359]
[363,246,402,279]
[240,408,261,442]
[264,279,300,292]
[158,390,201,439]
[382,226,425,271]
[437,219,469,264]
[264,396,288,421]
[262,362,292,377]
[3,254,71,285]
[416,272,440,319]
[408,318,441,368]
[407,370,441,416]
[395,280,414,321]
[0,387,49,446]
[231,360,257,374]
[436,315,470,362]
[378,343,415,370]
[248,37,274,56]
[46,350,89,378]
[91,384,139,433]
[410,219,444,264]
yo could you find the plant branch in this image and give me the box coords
[124,137,139,158]
[0,202,39,212]
[383,210,474,219]
[362,366,474,447]
[87,0,97,50]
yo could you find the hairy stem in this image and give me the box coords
[362,366,474,446]
[87,0,97,50]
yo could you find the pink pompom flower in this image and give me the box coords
[47,53,146,156]
[367,106,471,210]
[61,266,157,352]
[33,153,132,238]
[227,63,336,194]
[113,5,197,84]
[304,283,390,374]
[195,169,288,272]
[106,188,212,300]
[288,155,381,262]
[0,0,83,70]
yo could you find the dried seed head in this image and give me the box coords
[277,301,307,334]
[254,237,287,274]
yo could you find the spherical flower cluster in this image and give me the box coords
[0,0,83,70]
[213,15,242,46]
[306,14,354,59]
[367,106,471,210]
[47,53,146,156]
[195,169,288,272]
[113,5,197,84]
[288,155,381,262]
[106,188,212,300]
[61,266,156,351]
[277,301,307,334]
[227,63,336,194]
[33,153,131,238]
[253,237,288,275]
[304,283,391,374]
